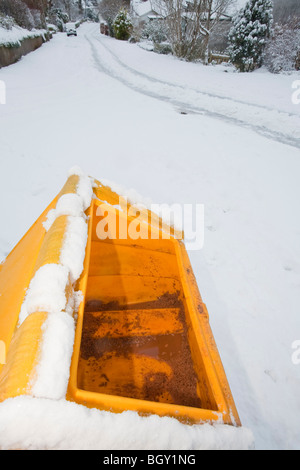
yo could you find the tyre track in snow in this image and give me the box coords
[93,32,296,117]
[86,31,300,149]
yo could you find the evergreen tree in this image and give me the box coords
[113,8,132,40]
[228,0,273,72]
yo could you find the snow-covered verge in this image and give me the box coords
[0,396,254,450]
[0,25,47,48]
[0,23,299,450]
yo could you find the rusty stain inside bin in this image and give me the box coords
[77,292,213,410]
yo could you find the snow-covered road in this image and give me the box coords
[87,29,300,149]
[0,23,300,450]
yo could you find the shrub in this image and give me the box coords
[0,14,15,30]
[113,8,132,41]
[142,20,168,44]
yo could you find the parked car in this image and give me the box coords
[66,23,77,36]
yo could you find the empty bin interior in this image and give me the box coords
[76,204,218,411]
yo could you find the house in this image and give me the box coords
[130,0,165,27]
[131,1,232,27]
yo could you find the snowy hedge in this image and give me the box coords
[0,23,47,49]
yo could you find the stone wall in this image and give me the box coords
[0,35,48,69]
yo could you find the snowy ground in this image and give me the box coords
[0,22,299,450]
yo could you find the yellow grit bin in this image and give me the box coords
[0,172,241,427]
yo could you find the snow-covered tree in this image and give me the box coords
[263,17,300,73]
[228,0,273,72]
[113,8,132,40]
[0,0,35,29]
[47,0,99,29]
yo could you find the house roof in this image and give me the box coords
[131,0,165,18]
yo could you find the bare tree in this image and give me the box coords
[154,0,234,61]
[156,0,207,60]
[202,0,233,62]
